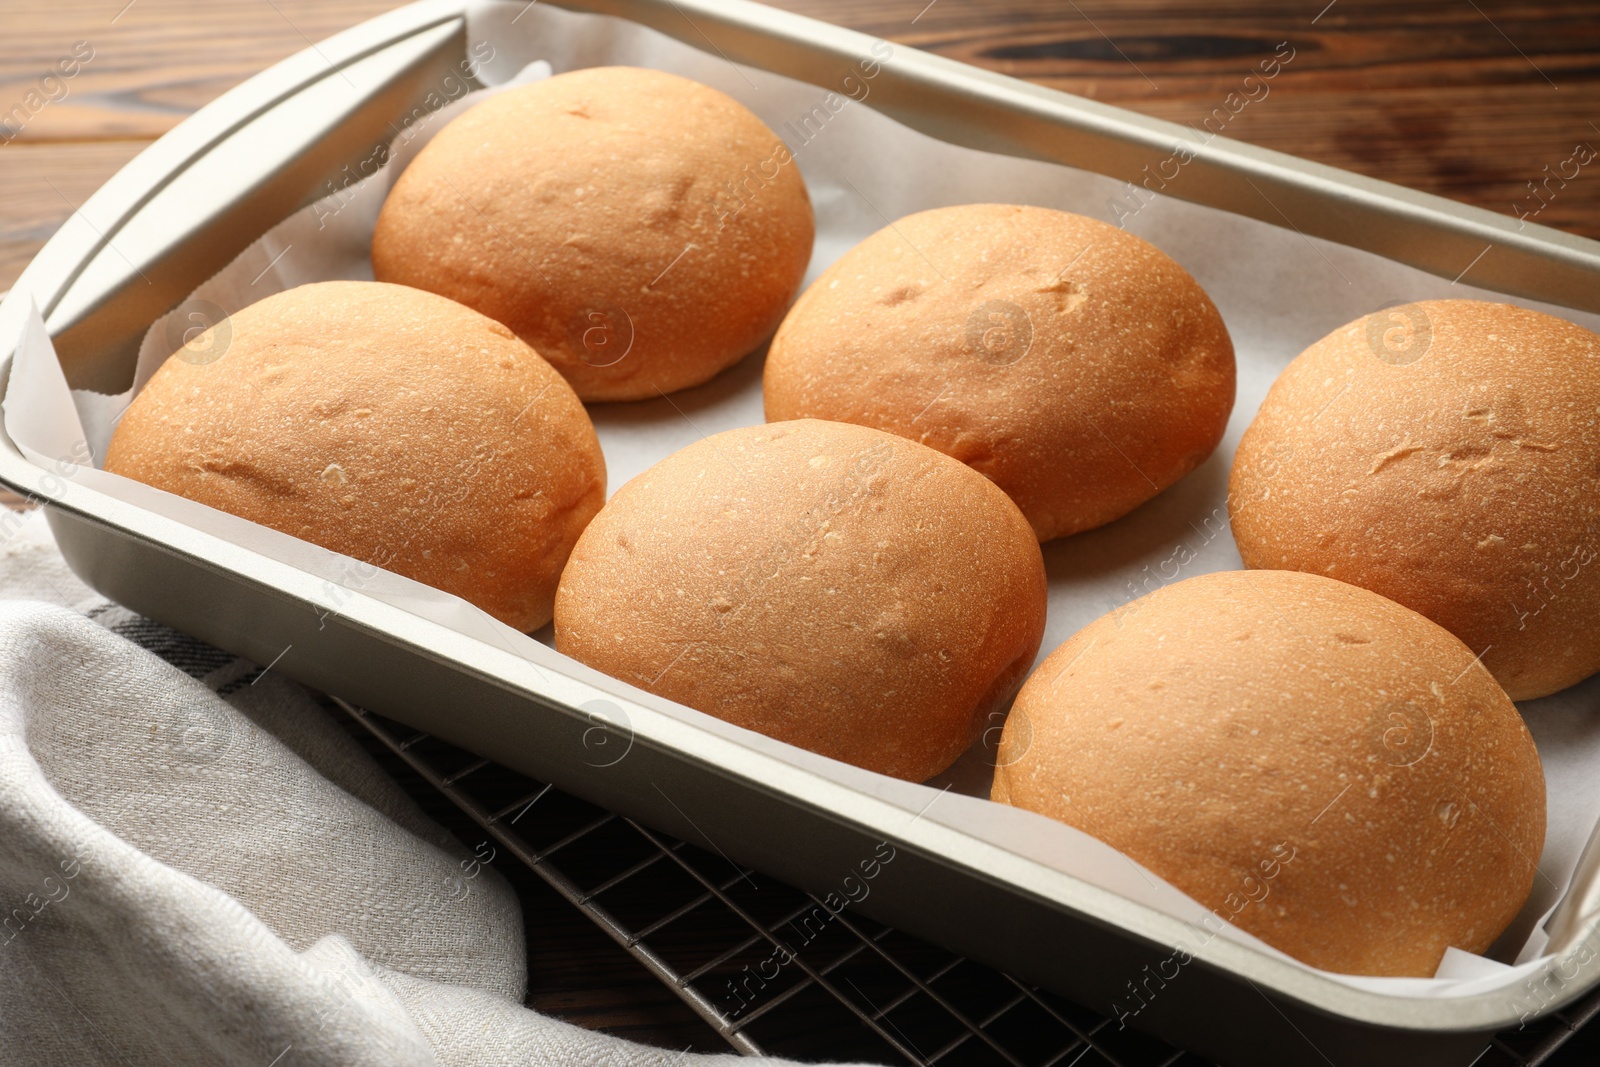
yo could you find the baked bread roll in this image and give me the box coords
[554,419,1047,781]
[373,66,814,402]
[763,204,1235,541]
[1230,299,1600,700]
[105,281,605,632]
[992,569,1545,978]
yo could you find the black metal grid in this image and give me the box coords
[333,697,1600,1067]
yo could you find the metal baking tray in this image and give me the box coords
[4,2,1599,1064]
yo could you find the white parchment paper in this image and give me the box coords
[6,0,1600,1002]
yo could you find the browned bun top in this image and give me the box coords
[554,418,1047,781]
[104,281,605,632]
[372,66,814,402]
[763,203,1235,541]
[1229,299,1600,700]
[993,568,1545,978]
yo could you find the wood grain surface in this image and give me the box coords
[817,0,1600,240]
[1,0,1596,297]
[2,0,1597,1056]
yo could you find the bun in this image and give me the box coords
[373,66,814,402]
[763,203,1235,540]
[1230,299,1600,699]
[992,569,1545,978]
[554,418,1047,781]
[104,281,605,632]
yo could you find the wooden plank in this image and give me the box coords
[0,0,401,142]
[0,140,146,289]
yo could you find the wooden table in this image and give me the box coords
[3,0,1596,295]
[3,0,1598,1056]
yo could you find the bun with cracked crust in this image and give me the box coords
[1230,299,1600,700]
[763,203,1235,541]
[993,568,1545,978]
[105,280,605,632]
[554,418,1047,781]
[373,66,814,402]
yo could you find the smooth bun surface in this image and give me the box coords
[554,419,1047,781]
[1230,299,1600,700]
[105,281,605,632]
[373,66,814,402]
[763,204,1235,541]
[992,569,1545,978]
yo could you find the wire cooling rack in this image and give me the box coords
[331,697,1600,1067]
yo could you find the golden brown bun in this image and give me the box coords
[992,569,1545,978]
[763,204,1235,541]
[372,66,814,402]
[554,419,1047,781]
[1230,299,1600,700]
[104,281,605,632]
